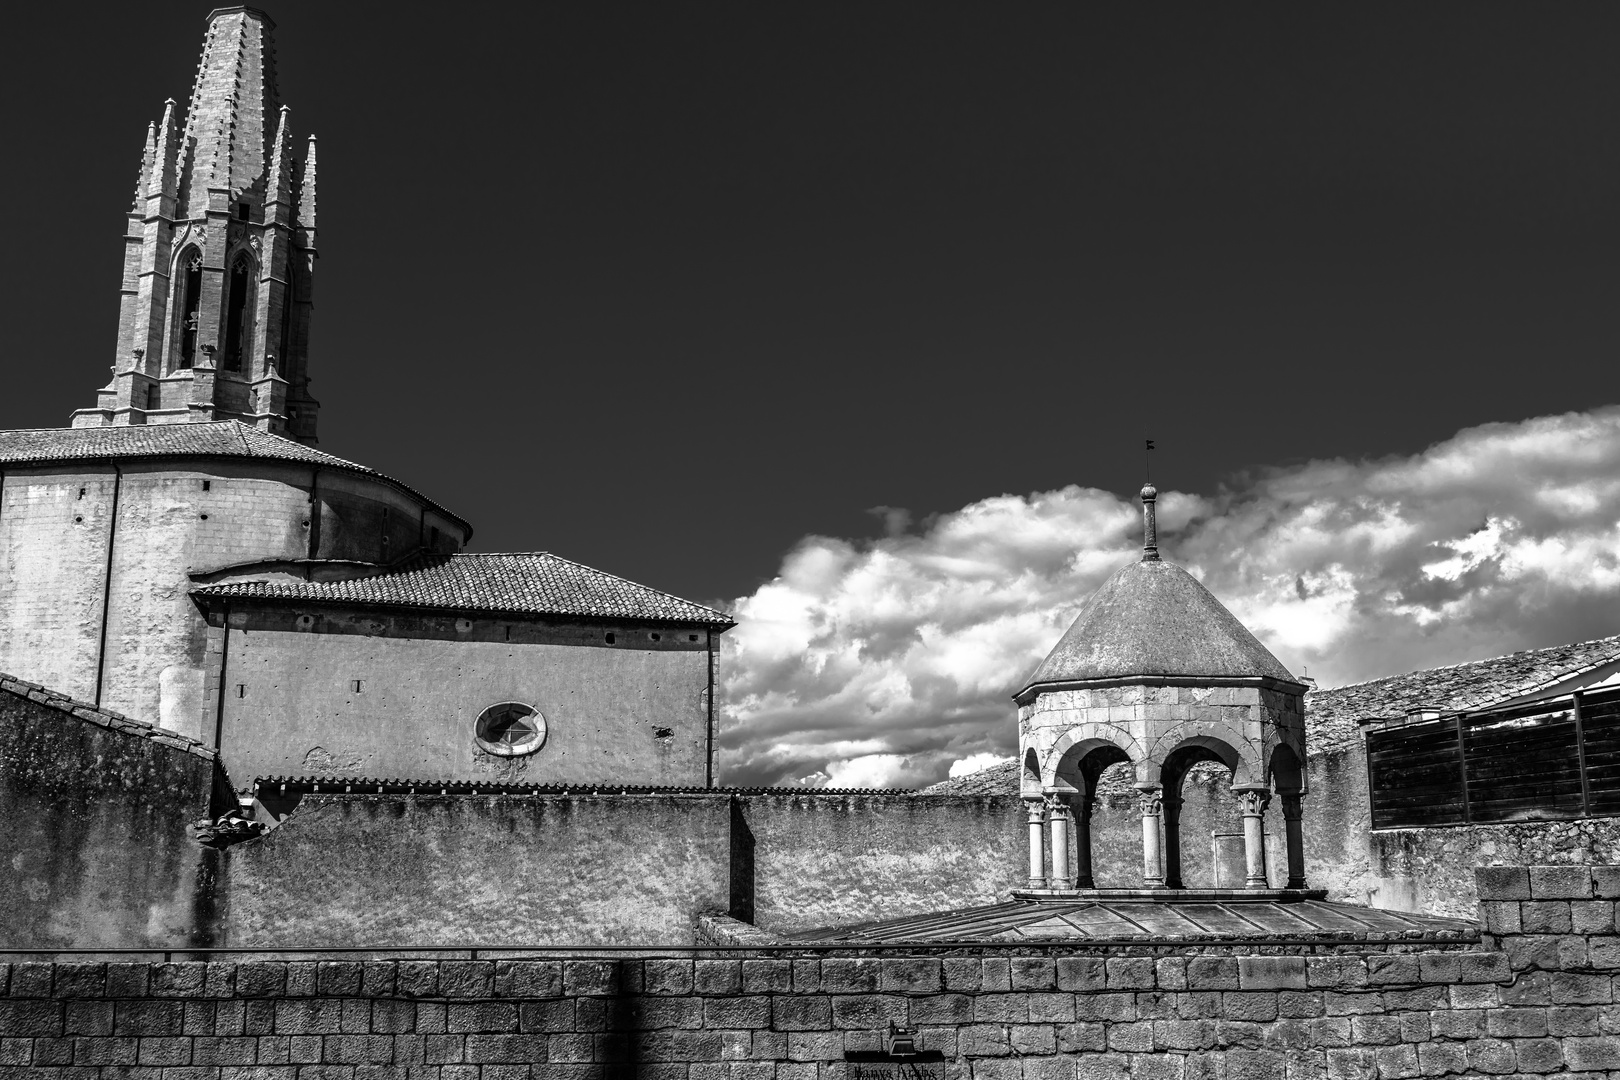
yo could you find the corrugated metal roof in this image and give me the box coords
[792,896,1477,944]
[195,552,736,625]
[0,421,469,535]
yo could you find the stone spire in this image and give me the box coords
[76,6,321,444]
[1140,482,1160,562]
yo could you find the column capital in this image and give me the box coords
[1136,788,1163,818]
[1280,792,1304,821]
[1236,788,1271,817]
[1043,791,1073,818]
[1023,795,1047,824]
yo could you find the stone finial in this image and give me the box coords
[1140,482,1159,562]
[299,135,318,231]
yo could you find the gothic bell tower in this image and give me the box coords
[73,5,320,443]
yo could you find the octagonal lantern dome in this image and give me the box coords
[1015,492,1301,700]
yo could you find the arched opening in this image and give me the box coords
[1269,744,1307,888]
[222,251,256,373]
[1052,740,1132,889]
[1159,740,1242,889]
[1021,748,1041,796]
[171,248,203,370]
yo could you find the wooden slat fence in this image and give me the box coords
[1365,684,1620,829]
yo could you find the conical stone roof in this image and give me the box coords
[1018,557,1299,695]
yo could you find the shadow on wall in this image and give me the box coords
[0,680,229,949]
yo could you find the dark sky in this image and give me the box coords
[3,3,1616,608]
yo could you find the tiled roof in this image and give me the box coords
[1307,633,1620,753]
[252,776,918,797]
[195,552,737,626]
[0,671,216,762]
[0,422,469,534]
[1019,559,1299,696]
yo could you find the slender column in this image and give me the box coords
[1138,786,1165,888]
[1024,796,1047,889]
[1238,789,1271,889]
[1280,793,1307,889]
[1045,792,1072,890]
[1074,795,1095,889]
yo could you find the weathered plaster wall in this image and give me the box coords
[218,610,713,787]
[0,677,222,949]
[222,793,1038,946]
[223,794,732,946]
[738,795,1023,934]
[0,460,465,738]
[0,467,119,703]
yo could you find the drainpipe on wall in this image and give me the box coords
[706,627,716,788]
[306,467,321,570]
[93,463,123,707]
[213,602,232,752]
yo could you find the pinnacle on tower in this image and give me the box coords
[76,6,320,444]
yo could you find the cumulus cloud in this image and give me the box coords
[718,407,1620,787]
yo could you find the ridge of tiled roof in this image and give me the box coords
[194,551,737,626]
[253,775,920,797]
[0,671,217,762]
[1306,632,1620,753]
[0,422,469,535]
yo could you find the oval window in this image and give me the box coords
[474,701,546,756]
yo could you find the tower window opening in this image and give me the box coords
[176,250,203,369]
[223,253,254,373]
[202,480,211,491]
[237,202,250,220]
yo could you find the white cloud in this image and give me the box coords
[949,753,1016,779]
[718,406,1620,787]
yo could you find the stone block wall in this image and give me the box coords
[1,866,1615,1080]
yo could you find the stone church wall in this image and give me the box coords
[0,460,467,742]
[1,867,1615,1080]
[0,676,226,950]
[216,610,715,787]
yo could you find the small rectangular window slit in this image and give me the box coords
[236,684,245,698]
[351,679,363,693]
[202,480,211,491]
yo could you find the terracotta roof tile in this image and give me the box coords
[194,551,736,626]
[1019,559,1299,695]
[0,421,469,534]
[1306,633,1620,752]
[0,671,217,762]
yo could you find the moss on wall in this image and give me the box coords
[0,686,221,948]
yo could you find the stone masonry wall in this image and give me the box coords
[1,866,1615,1080]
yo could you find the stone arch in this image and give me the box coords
[1041,723,1143,791]
[167,244,205,371]
[1020,747,1042,797]
[222,247,259,373]
[1268,742,1305,794]
[1145,721,1263,788]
